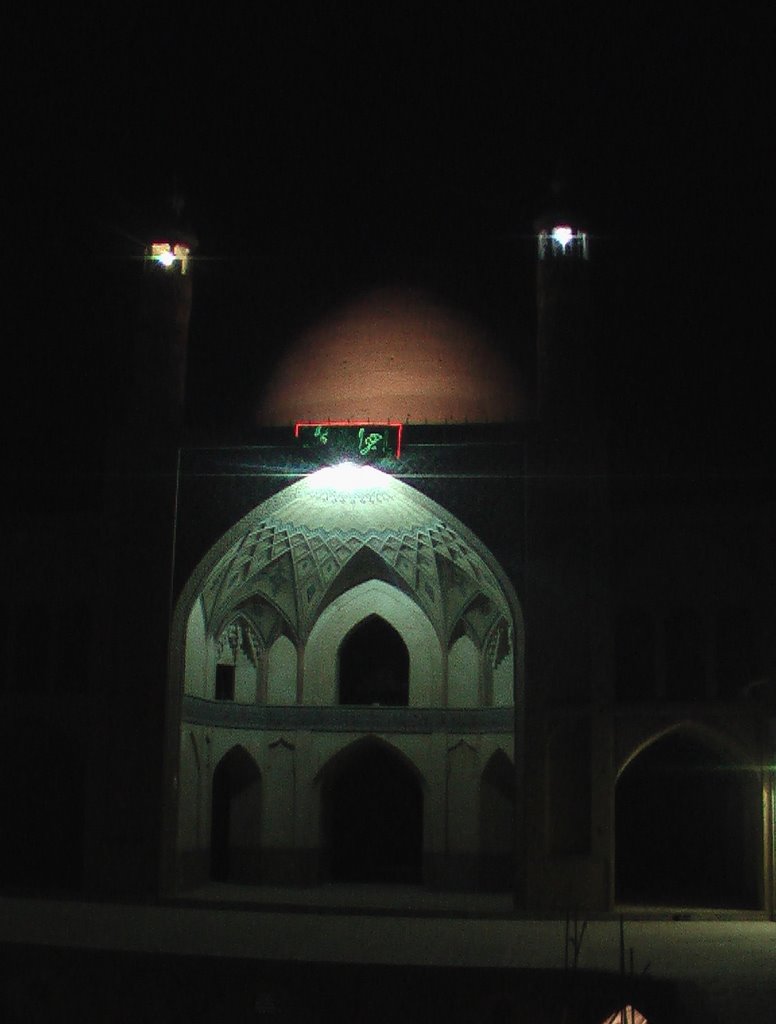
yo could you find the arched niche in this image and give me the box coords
[338,614,409,706]
[447,632,479,707]
[479,749,515,890]
[267,634,297,704]
[615,727,762,908]
[318,736,424,884]
[171,469,521,707]
[304,579,442,706]
[210,745,262,884]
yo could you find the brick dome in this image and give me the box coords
[257,287,524,425]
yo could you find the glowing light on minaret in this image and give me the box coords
[147,241,191,274]
[537,224,589,260]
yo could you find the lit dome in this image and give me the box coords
[257,287,525,425]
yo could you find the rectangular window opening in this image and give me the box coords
[215,664,235,701]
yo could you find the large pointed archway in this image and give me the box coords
[165,465,522,896]
[615,728,762,908]
[479,749,515,891]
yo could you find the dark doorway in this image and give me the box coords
[338,616,409,705]
[615,731,762,908]
[210,746,262,883]
[324,741,423,883]
[479,750,515,890]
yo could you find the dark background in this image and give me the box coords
[4,5,771,514]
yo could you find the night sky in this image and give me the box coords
[4,6,771,513]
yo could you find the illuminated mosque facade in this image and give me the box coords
[1,218,775,1022]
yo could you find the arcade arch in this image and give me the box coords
[319,736,424,883]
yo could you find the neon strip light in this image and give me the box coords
[294,420,403,458]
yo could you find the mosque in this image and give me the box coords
[0,213,774,1022]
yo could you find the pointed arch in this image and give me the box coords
[479,749,515,890]
[304,579,442,705]
[447,592,499,649]
[166,466,523,895]
[267,633,297,704]
[447,631,479,707]
[210,745,262,883]
[318,544,413,615]
[314,733,426,787]
[615,726,762,908]
[171,467,522,684]
[318,736,424,883]
[616,719,754,780]
[338,614,410,705]
[210,594,296,653]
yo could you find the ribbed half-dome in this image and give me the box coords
[257,287,524,425]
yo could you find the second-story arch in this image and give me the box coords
[338,614,410,706]
[303,579,441,706]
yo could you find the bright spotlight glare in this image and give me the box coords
[551,225,574,250]
[307,463,391,493]
[157,249,176,268]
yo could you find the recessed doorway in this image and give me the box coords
[323,740,422,883]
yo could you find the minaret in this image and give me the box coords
[93,202,196,899]
[132,224,196,438]
[523,197,613,912]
